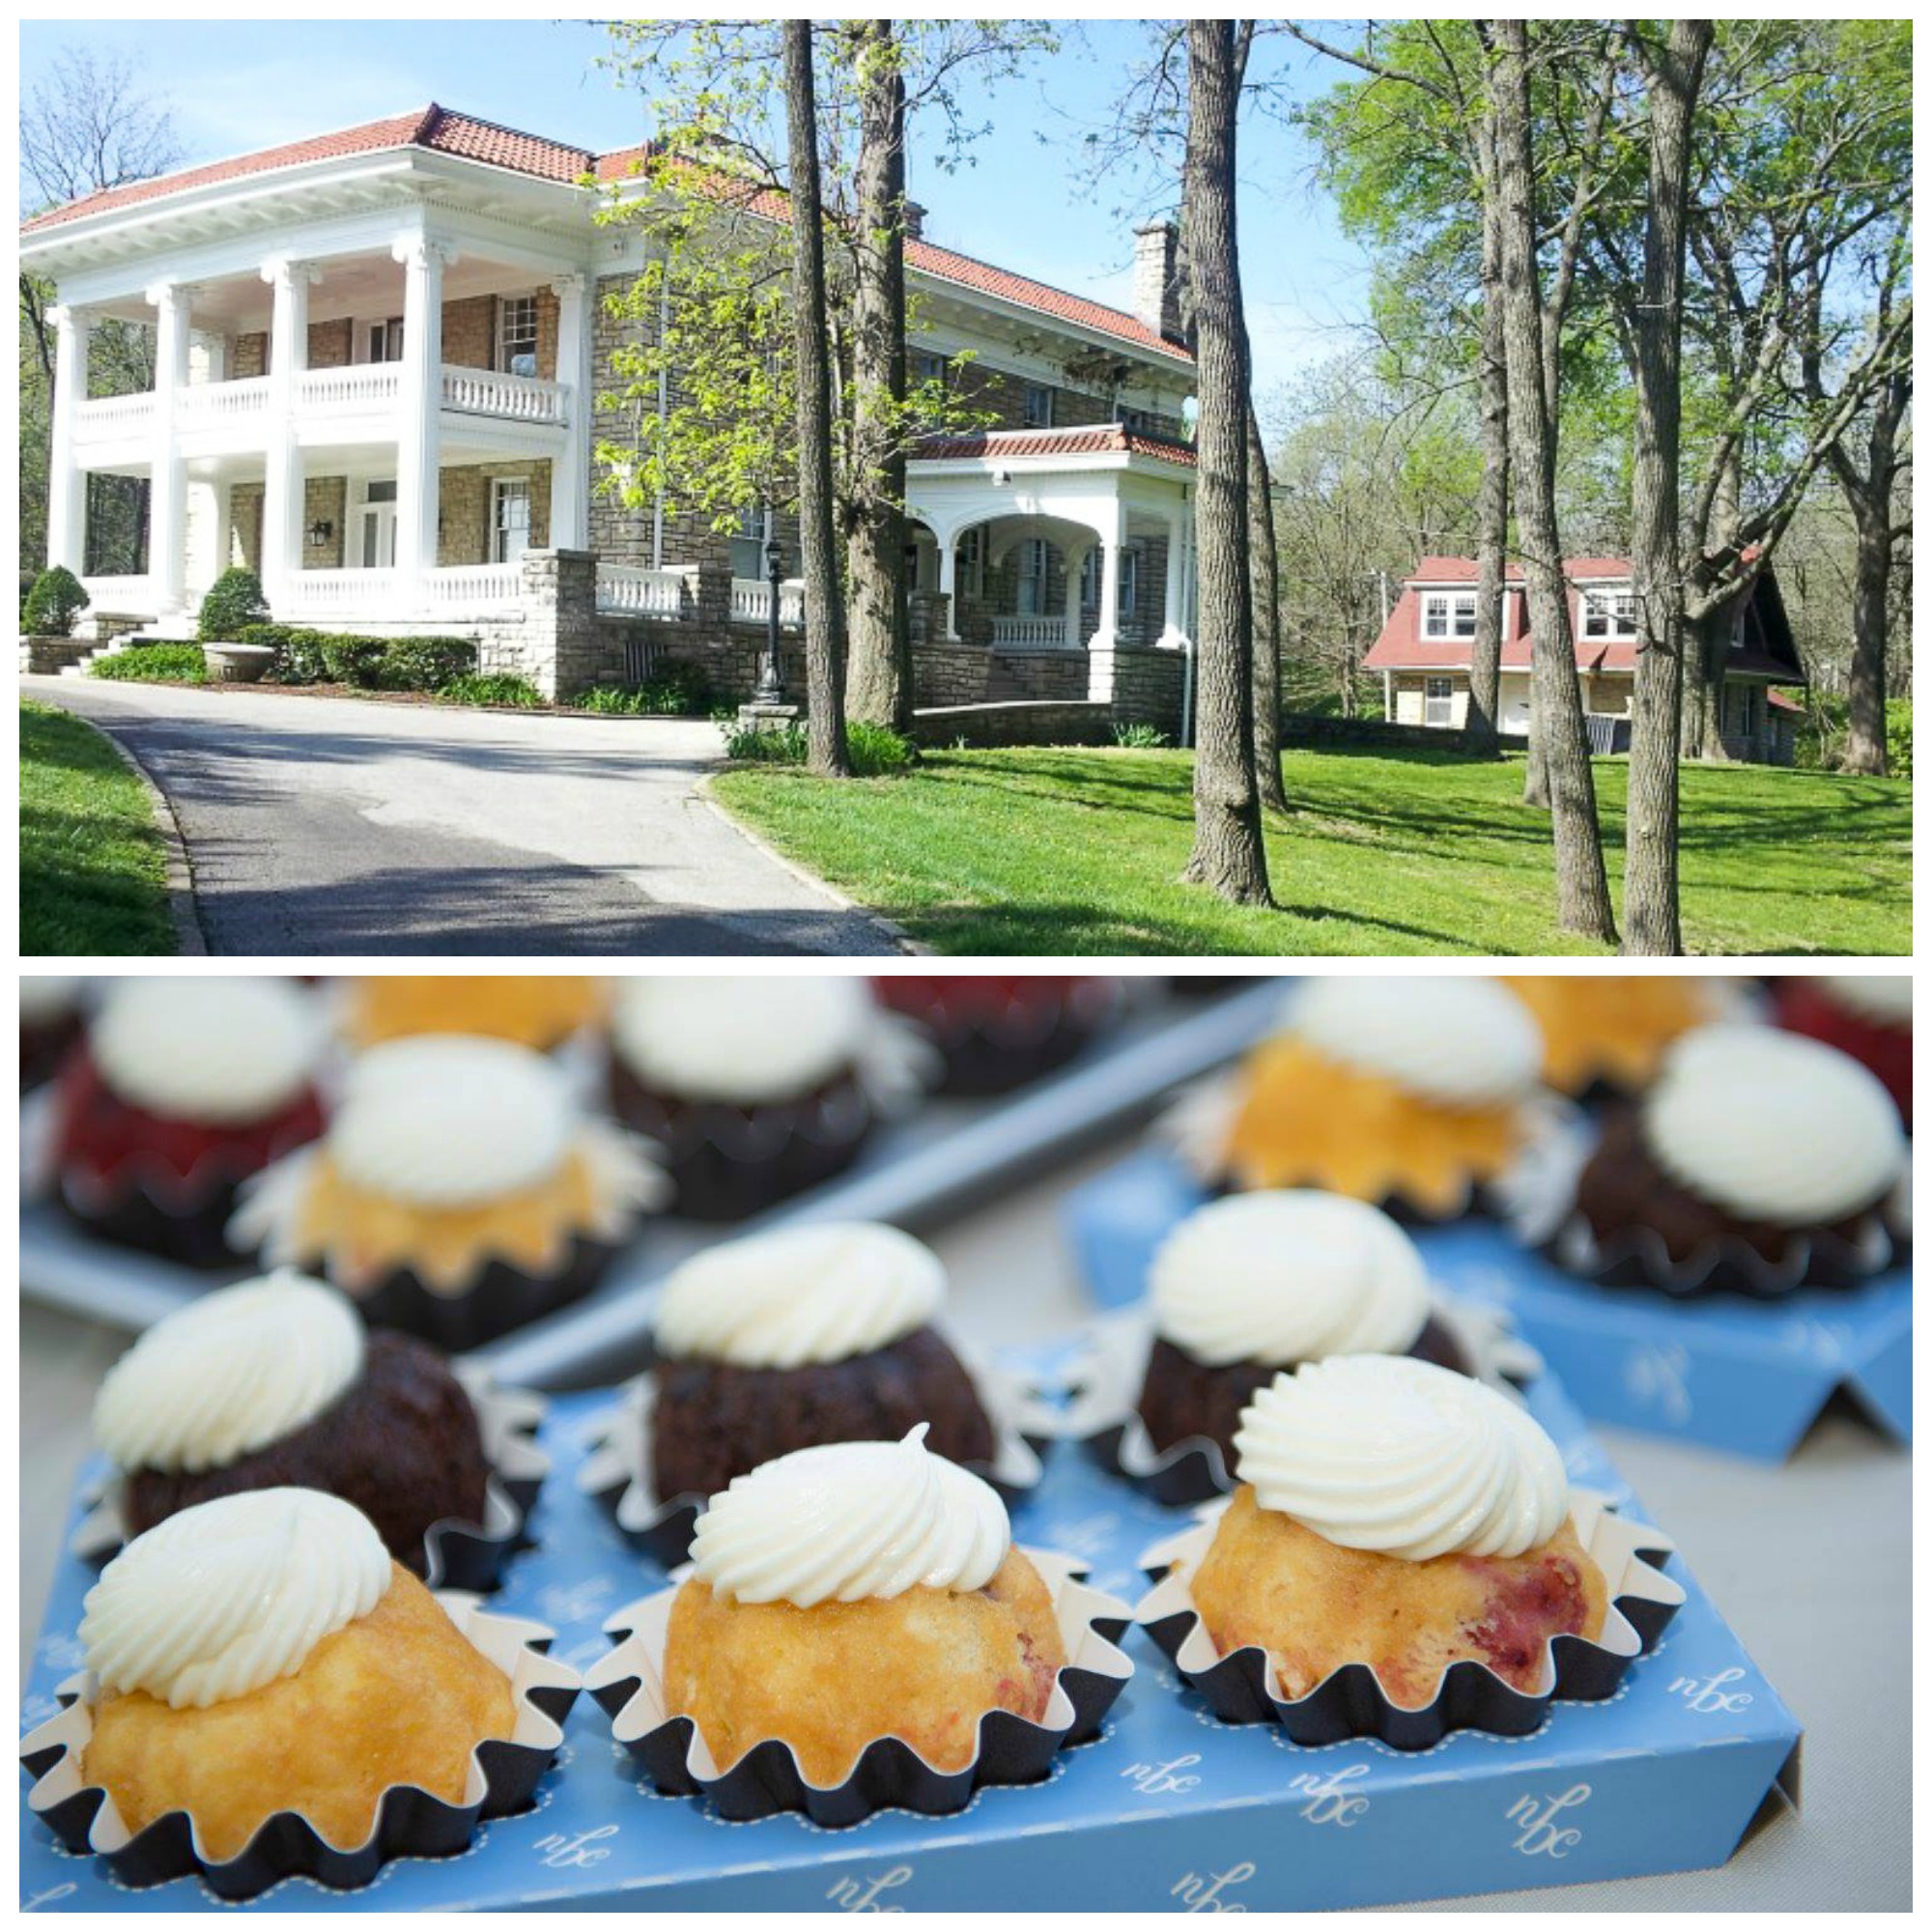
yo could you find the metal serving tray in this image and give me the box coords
[17,979,1290,1389]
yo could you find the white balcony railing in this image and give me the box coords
[278,568,398,614]
[177,376,271,429]
[730,577,805,629]
[71,394,155,444]
[440,366,566,424]
[425,563,526,612]
[990,614,1075,647]
[79,574,153,611]
[298,365,401,414]
[597,563,696,619]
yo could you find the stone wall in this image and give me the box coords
[1100,643,1186,733]
[301,476,347,570]
[1281,711,1479,753]
[438,460,554,566]
[229,484,265,570]
[910,700,1116,748]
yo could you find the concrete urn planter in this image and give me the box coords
[202,641,276,683]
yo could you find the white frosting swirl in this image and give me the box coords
[1643,1022,1907,1226]
[655,1222,945,1368]
[80,1489,391,1709]
[1234,1355,1569,1562]
[94,1272,365,1474]
[1286,977,1542,1108]
[1818,976,1912,1030]
[1150,1191,1431,1367]
[90,977,322,1123]
[611,976,875,1102]
[20,976,81,1024]
[689,1426,1009,1607]
[329,1035,573,1207]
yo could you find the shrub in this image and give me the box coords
[22,565,90,639]
[377,636,478,693]
[1112,722,1171,750]
[319,634,388,688]
[568,661,713,717]
[89,643,207,684]
[440,671,544,708]
[196,567,269,642]
[238,622,327,685]
[723,718,914,777]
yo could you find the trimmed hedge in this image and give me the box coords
[236,625,478,693]
[196,567,269,642]
[22,565,90,639]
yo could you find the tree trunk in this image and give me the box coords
[1485,19,1617,944]
[843,20,912,731]
[1466,119,1507,760]
[1175,26,1271,897]
[1245,401,1288,811]
[1180,21,1271,904]
[1621,19,1711,957]
[784,19,852,778]
[1843,506,1890,774]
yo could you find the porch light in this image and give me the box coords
[306,519,334,546]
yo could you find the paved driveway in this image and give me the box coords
[26,677,899,956]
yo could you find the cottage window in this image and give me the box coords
[1581,589,1638,639]
[1422,591,1477,640]
[497,296,539,378]
[1119,406,1156,434]
[912,350,949,389]
[1424,675,1456,726]
[1022,383,1054,429]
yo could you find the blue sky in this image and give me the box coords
[18,19,1374,403]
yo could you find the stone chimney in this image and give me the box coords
[902,201,927,242]
[1133,219,1182,342]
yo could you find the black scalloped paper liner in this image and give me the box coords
[350,1236,620,1350]
[421,1442,548,1593]
[1202,1172,1509,1229]
[1542,1211,1901,1300]
[590,1658,1127,1829]
[26,1675,579,1900]
[1140,1537,1680,1750]
[1078,1421,1233,1510]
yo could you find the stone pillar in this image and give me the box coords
[393,232,453,612]
[45,304,90,574]
[549,272,591,551]
[261,257,317,609]
[146,282,193,614]
[1089,502,1125,652]
[513,546,603,700]
[1158,508,1191,648]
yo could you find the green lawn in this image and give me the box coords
[20,700,178,955]
[712,744,1910,956]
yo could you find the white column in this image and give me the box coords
[1063,542,1090,648]
[550,271,591,551]
[260,257,317,609]
[1158,507,1190,648]
[45,304,91,574]
[937,534,960,641]
[1089,501,1125,650]
[393,233,453,611]
[146,282,193,613]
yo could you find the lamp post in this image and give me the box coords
[754,507,786,704]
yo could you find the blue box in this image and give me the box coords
[20,1378,1800,1912]
[1065,1147,1911,1463]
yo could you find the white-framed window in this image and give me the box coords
[729,504,773,582]
[358,479,398,569]
[497,295,539,378]
[366,318,405,363]
[955,526,985,600]
[1080,546,1139,617]
[1421,590,1477,641]
[1022,383,1054,429]
[1015,537,1050,616]
[1580,588,1638,638]
[490,478,532,565]
[1424,675,1456,726]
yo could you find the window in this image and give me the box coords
[1119,406,1157,434]
[730,504,772,582]
[911,350,949,389]
[1580,589,1638,638]
[366,318,405,363]
[490,478,532,565]
[1015,538,1049,616]
[497,296,539,378]
[1421,591,1477,641]
[955,526,985,600]
[358,479,397,570]
[1424,675,1456,726]
[1080,546,1140,617]
[1022,383,1054,429]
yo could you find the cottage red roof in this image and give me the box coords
[23,106,1192,362]
[913,424,1197,466]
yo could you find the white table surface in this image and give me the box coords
[18,1137,1911,1911]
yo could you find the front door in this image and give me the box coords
[359,481,397,569]
[492,478,532,565]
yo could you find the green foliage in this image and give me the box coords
[233,626,476,692]
[378,636,478,693]
[1112,722,1171,750]
[89,642,206,684]
[1886,700,1911,780]
[568,659,713,716]
[724,718,915,775]
[237,622,327,684]
[440,672,545,709]
[195,567,269,642]
[318,635,388,688]
[21,564,89,638]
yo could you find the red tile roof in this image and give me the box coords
[913,424,1197,466]
[23,106,1193,362]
